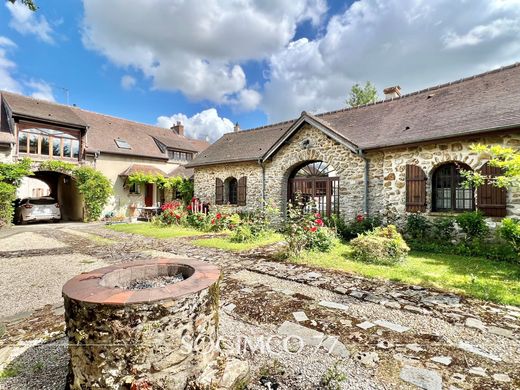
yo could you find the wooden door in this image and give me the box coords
[145,183,154,207]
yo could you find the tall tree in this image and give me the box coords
[7,0,37,11]
[346,81,378,108]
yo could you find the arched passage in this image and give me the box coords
[287,160,339,217]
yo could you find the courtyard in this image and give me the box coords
[0,222,518,389]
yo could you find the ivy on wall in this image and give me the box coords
[0,158,33,227]
[128,173,194,204]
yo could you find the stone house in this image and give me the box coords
[187,64,520,223]
[0,91,208,220]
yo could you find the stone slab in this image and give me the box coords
[277,321,324,347]
[400,365,442,390]
[431,356,452,366]
[292,311,309,322]
[319,300,349,311]
[356,321,375,330]
[374,319,410,333]
[322,336,349,358]
[458,341,501,362]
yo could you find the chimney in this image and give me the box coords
[171,121,184,136]
[383,85,401,100]
[234,122,240,132]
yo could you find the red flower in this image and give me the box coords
[315,219,324,226]
[211,219,215,224]
[310,226,318,232]
[186,205,192,211]
[356,214,364,222]
[216,213,222,220]
[175,214,181,219]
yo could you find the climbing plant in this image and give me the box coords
[0,158,33,227]
[128,172,193,204]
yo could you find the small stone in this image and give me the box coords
[292,311,309,322]
[349,291,364,299]
[406,343,425,352]
[383,301,402,310]
[492,373,511,383]
[354,351,379,367]
[322,336,350,358]
[305,272,321,279]
[220,359,250,389]
[223,303,236,313]
[400,365,442,390]
[404,305,424,314]
[488,326,513,338]
[377,339,394,349]
[468,367,487,377]
[356,321,375,330]
[374,319,410,333]
[319,300,348,311]
[458,341,501,362]
[334,286,348,295]
[464,317,486,331]
[431,356,452,366]
[278,321,324,347]
[364,293,381,304]
[339,319,352,327]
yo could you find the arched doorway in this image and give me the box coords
[288,161,339,217]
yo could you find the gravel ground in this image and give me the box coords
[0,253,106,318]
[0,232,67,252]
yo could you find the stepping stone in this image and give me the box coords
[400,365,442,390]
[277,321,324,346]
[492,373,511,383]
[339,319,352,327]
[334,286,348,295]
[458,341,501,362]
[421,295,460,306]
[356,321,375,330]
[292,311,309,322]
[406,343,425,353]
[305,272,321,279]
[349,290,364,299]
[322,336,349,358]
[468,367,487,377]
[374,319,410,333]
[319,300,348,311]
[404,305,424,314]
[383,301,402,310]
[223,303,236,313]
[488,326,513,338]
[431,356,452,366]
[464,317,486,331]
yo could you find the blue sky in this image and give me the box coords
[1,0,520,142]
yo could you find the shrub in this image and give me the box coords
[159,201,187,225]
[351,225,410,265]
[186,211,211,231]
[230,224,253,243]
[0,182,16,228]
[431,217,456,243]
[499,218,520,256]
[456,211,489,241]
[405,213,430,240]
[329,213,382,241]
[74,166,112,221]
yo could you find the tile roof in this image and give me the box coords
[189,62,520,167]
[119,164,166,177]
[0,91,210,159]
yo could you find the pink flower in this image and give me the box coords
[356,214,364,222]
[315,219,324,226]
[315,213,321,218]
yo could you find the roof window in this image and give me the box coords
[115,138,131,149]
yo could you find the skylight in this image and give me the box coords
[115,139,131,149]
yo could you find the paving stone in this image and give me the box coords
[339,319,352,327]
[492,373,511,383]
[383,301,402,310]
[305,272,321,279]
[468,367,488,377]
[322,336,349,358]
[458,341,501,362]
[464,317,486,331]
[334,286,348,295]
[292,311,309,322]
[421,295,460,306]
[349,291,364,299]
[356,321,375,330]
[430,356,452,366]
[277,321,324,347]
[319,300,348,311]
[364,293,381,303]
[219,359,250,388]
[406,343,425,352]
[353,351,379,367]
[400,365,442,390]
[223,303,236,313]
[404,305,425,314]
[488,326,513,338]
[374,319,410,333]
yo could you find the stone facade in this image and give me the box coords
[193,123,520,222]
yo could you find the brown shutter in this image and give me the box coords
[215,178,224,205]
[477,162,506,217]
[406,164,427,212]
[238,176,247,206]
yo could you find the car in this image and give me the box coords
[14,197,61,224]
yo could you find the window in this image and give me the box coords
[129,183,141,194]
[17,127,80,160]
[432,162,474,212]
[115,139,131,149]
[226,177,238,205]
[18,132,27,153]
[29,134,38,154]
[168,150,193,161]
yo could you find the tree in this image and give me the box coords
[7,0,37,11]
[462,144,520,189]
[346,81,378,108]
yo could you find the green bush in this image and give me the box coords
[456,211,489,241]
[0,182,16,228]
[405,213,430,240]
[329,213,382,241]
[499,218,520,256]
[351,225,410,265]
[431,217,456,242]
[74,166,112,221]
[230,224,253,243]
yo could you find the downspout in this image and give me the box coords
[257,158,266,208]
[357,150,369,216]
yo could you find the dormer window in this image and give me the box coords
[115,138,131,149]
[168,150,193,161]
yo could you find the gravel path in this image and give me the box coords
[0,232,67,252]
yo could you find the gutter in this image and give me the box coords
[357,149,369,216]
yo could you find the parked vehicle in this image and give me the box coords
[14,197,61,224]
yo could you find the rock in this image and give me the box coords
[468,367,487,377]
[377,339,394,349]
[404,305,425,314]
[464,317,486,331]
[406,343,425,353]
[430,356,452,366]
[458,341,501,362]
[421,295,460,306]
[400,365,442,390]
[356,321,375,330]
[334,286,348,295]
[383,301,402,310]
[223,303,236,313]
[492,373,511,383]
[277,321,324,347]
[292,311,309,322]
[260,376,279,389]
[364,293,381,304]
[220,359,250,389]
[488,326,513,338]
[319,300,349,311]
[354,351,379,367]
[322,336,350,358]
[339,319,352,327]
[349,291,364,299]
[374,319,410,333]
[305,272,321,280]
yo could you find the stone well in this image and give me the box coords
[62,258,220,390]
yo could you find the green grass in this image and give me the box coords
[291,243,520,306]
[106,223,205,238]
[193,232,283,252]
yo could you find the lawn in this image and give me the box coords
[291,243,520,306]
[106,223,206,238]
[193,232,283,252]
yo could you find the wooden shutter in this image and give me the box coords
[215,178,224,205]
[477,162,506,217]
[238,176,247,206]
[406,164,427,212]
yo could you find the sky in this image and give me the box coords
[1,0,520,143]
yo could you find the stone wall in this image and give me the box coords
[193,162,263,212]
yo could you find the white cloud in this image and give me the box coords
[120,74,136,90]
[5,1,55,44]
[25,80,55,102]
[157,108,234,143]
[0,36,21,93]
[262,0,520,121]
[81,0,326,110]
